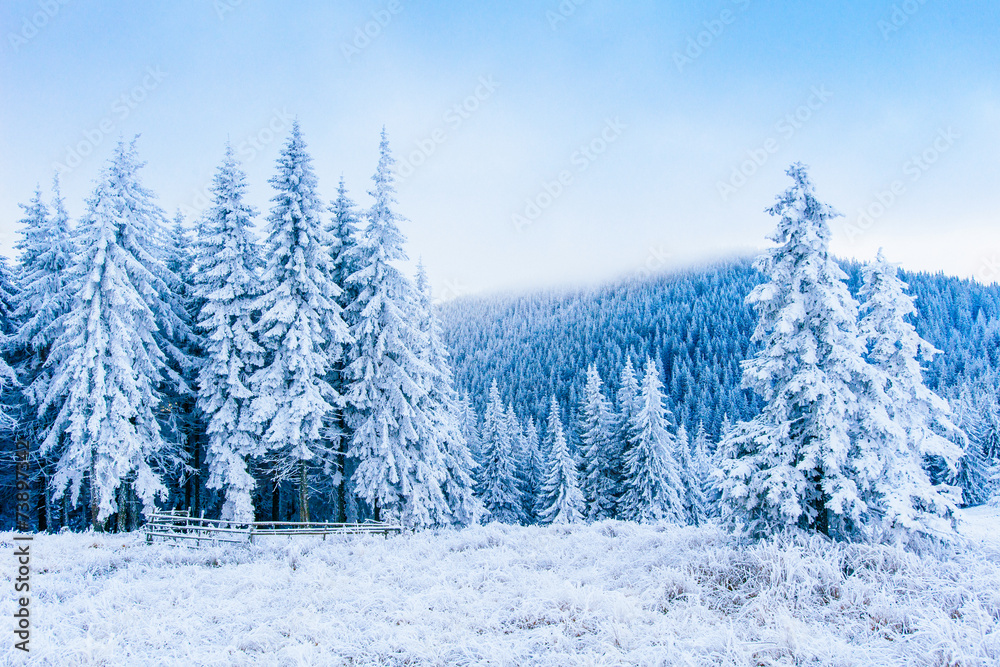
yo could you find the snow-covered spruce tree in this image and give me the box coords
[538,396,584,524]
[505,405,530,520]
[618,357,685,523]
[329,175,362,309]
[718,164,892,541]
[577,364,619,520]
[476,380,524,523]
[949,437,991,507]
[518,416,544,523]
[13,179,76,402]
[691,422,717,515]
[250,122,351,523]
[616,357,641,456]
[325,175,363,520]
[675,424,707,525]
[343,129,447,527]
[858,250,966,525]
[12,178,76,529]
[0,256,21,431]
[414,261,481,526]
[193,144,265,522]
[160,211,204,523]
[41,139,186,528]
[457,393,482,463]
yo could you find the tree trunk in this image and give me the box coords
[336,418,348,523]
[298,460,309,523]
[192,432,201,518]
[116,484,125,533]
[271,481,280,522]
[38,472,49,532]
[90,454,101,532]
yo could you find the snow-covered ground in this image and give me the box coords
[3,509,1000,666]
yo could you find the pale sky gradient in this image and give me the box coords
[2,0,998,298]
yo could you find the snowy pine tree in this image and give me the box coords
[719,164,903,541]
[0,257,20,431]
[14,181,76,416]
[519,416,544,523]
[326,175,364,521]
[194,145,265,522]
[13,178,76,529]
[619,357,685,523]
[41,139,185,527]
[858,250,965,531]
[577,364,619,520]
[476,380,524,523]
[343,129,447,526]
[691,422,717,516]
[415,262,481,526]
[538,396,584,524]
[329,175,362,310]
[457,393,483,463]
[616,357,641,450]
[250,122,351,522]
[675,424,707,525]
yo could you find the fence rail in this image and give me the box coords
[142,510,404,547]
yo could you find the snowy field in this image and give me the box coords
[3,511,1000,666]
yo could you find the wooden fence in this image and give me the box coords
[142,510,404,547]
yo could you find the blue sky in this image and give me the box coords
[2,0,998,296]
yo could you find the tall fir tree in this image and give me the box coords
[519,416,544,523]
[619,357,685,523]
[616,357,641,451]
[719,164,895,540]
[476,380,524,523]
[326,174,363,520]
[329,175,362,309]
[675,424,707,525]
[691,422,717,516]
[13,178,77,529]
[162,211,204,521]
[13,180,76,393]
[194,145,265,522]
[538,396,584,524]
[343,128,446,526]
[249,122,351,522]
[858,250,965,531]
[0,257,21,432]
[414,261,481,526]
[577,364,619,520]
[41,139,185,527]
[457,393,482,463]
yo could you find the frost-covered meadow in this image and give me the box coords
[3,508,999,666]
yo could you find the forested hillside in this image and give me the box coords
[440,256,1000,439]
